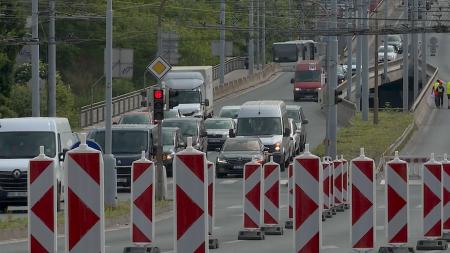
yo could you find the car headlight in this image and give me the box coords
[163,153,173,160]
[295,88,300,91]
[217,157,227,163]
[274,143,281,152]
[317,87,322,91]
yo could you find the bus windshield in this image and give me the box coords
[295,70,321,82]
[273,44,298,63]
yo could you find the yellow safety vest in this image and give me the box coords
[434,82,439,91]
[447,82,450,95]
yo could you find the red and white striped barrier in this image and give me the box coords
[422,153,443,238]
[64,134,105,253]
[131,152,155,245]
[351,148,375,250]
[341,155,349,207]
[28,146,57,253]
[173,137,208,252]
[285,163,294,229]
[385,152,408,244]
[443,154,450,231]
[263,159,280,226]
[243,160,262,229]
[333,157,343,207]
[207,161,215,236]
[322,158,332,211]
[294,144,322,253]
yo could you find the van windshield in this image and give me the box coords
[89,130,148,154]
[295,70,321,82]
[0,132,56,158]
[237,117,282,136]
[170,90,201,105]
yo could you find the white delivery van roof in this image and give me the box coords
[238,101,286,118]
[0,117,70,132]
[163,72,204,90]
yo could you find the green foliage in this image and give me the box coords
[14,62,48,84]
[113,79,137,97]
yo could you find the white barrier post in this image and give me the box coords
[173,137,208,253]
[293,144,322,253]
[28,146,57,253]
[333,156,344,212]
[64,133,105,253]
[285,163,294,229]
[341,155,350,209]
[207,161,219,249]
[322,157,332,219]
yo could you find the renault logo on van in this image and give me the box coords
[12,169,21,179]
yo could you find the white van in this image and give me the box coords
[0,117,76,212]
[234,101,291,170]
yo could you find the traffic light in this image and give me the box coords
[153,89,164,121]
[335,89,343,104]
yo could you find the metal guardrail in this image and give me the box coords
[79,57,246,128]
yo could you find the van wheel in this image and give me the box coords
[0,204,7,214]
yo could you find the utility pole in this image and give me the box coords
[104,0,117,207]
[288,0,293,40]
[374,18,379,124]
[403,0,409,111]
[356,2,362,111]
[48,0,56,117]
[361,0,369,121]
[346,0,352,100]
[421,0,427,87]
[31,0,40,117]
[255,0,260,70]
[219,0,225,86]
[412,0,419,100]
[248,0,254,75]
[261,0,266,68]
[383,0,388,85]
[328,0,338,158]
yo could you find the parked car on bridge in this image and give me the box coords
[378,45,398,62]
[87,124,157,190]
[162,118,208,152]
[385,34,403,54]
[205,117,236,151]
[215,137,268,178]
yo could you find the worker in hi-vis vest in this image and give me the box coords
[447,81,450,109]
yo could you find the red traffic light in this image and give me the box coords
[153,90,163,99]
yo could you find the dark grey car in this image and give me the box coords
[88,125,157,189]
[162,118,208,152]
[215,137,267,178]
[286,105,308,151]
[205,118,235,151]
[162,127,186,177]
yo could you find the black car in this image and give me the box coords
[88,125,157,190]
[286,105,308,151]
[205,117,235,151]
[162,118,208,152]
[162,127,186,177]
[216,137,267,178]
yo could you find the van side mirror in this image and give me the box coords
[283,128,291,137]
[290,78,294,84]
[229,129,236,138]
[59,148,69,162]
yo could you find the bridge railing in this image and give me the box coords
[79,57,246,128]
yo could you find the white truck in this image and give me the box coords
[162,66,214,118]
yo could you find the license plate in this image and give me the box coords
[233,165,243,170]
[117,178,127,183]
[7,192,27,197]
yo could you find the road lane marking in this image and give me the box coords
[280,205,288,209]
[322,245,339,249]
[378,205,385,209]
[416,204,422,209]
[280,179,288,186]
[376,225,384,230]
[227,205,242,209]
[220,179,238,185]
[223,240,242,245]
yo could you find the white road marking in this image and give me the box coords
[409,180,422,185]
[416,204,422,209]
[213,226,222,230]
[223,240,242,245]
[280,179,288,186]
[227,205,242,209]
[378,205,385,209]
[280,205,288,209]
[376,225,384,230]
[220,179,238,185]
[380,179,385,185]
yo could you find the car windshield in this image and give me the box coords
[295,70,321,82]
[287,110,301,121]
[272,44,298,63]
[162,121,198,138]
[237,117,282,136]
[162,130,175,145]
[205,120,232,130]
[223,139,260,151]
[170,90,201,104]
[89,130,148,154]
[219,108,239,119]
[378,47,394,53]
[164,110,179,118]
[119,114,150,124]
[0,132,56,158]
[337,65,345,76]
[388,36,401,42]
